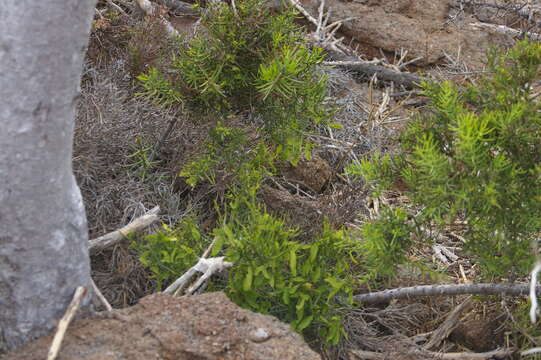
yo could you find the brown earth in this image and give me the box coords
[2,292,320,360]
[304,0,515,68]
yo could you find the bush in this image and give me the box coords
[136,141,362,345]
[133,0,363,346]
[348,40,541,279]
[137,0,331,161]
[216,184,362,345]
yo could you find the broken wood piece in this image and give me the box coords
[91,278,113,312]
[424,297,472,350]
[470,22,541,41]
[354,282,539,305]
[350,347,514,360]
[47,287,87,360]
[88,206,160,255]
[327,51,426,88]
[163,257,233,295]
[433,244,459,265]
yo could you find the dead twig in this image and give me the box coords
[354,283,538,305]
[91,278,113,311]
[163,256,233,295]
[47,286,88,360]
[470,22,541,41]
[326,52,427,88]
[88,206,160,255]
[351,347,514,360]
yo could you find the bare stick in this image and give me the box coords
[530,262,541,323]
[351,348,514,360]
[470,22,541,41]
[326,49,426,88]
[424,297,472,350]
[47,286,87,360]
[148,117,179,164]
[185,257,232,295]
[163,256,233,295]
[354,283,537,305]
[522,347,541,357]
[88,206,160,255]
[91,278,112,311]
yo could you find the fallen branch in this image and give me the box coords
[470,22,541,41]
[351,348,514,360]
[327,51,426,88]
[47,287,87,360]
[354,283,537,305]
[88,206,160,255]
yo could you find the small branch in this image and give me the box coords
[470,22,541,41]
[47,287,87,360]
[522,347,541,357]
[351,348,514,360]
[148,116,179,164]
[88,206,160,255]
[91,278,112,311]
[326,51,426,88]
[163,256,233,295]
[354,283,537,305]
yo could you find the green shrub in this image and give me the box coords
[359,208,413,280]
[348,40,541,279]
[136,145,362,345]
[215,184,361,345]
[133,0,362,346]
[137,0,331,161]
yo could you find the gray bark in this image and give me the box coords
[0,0,96,350]
[354,283,534,305]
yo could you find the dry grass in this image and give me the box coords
[75,17,212,305]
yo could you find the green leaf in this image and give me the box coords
[296,315,314,331]
[243,267,254,291]
[289,247,297,276]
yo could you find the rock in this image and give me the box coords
[3,292,321,360]
[303,0,514,68]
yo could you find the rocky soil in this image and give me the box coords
[3,293,320,360]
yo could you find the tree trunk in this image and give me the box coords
[0,0,96,350]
